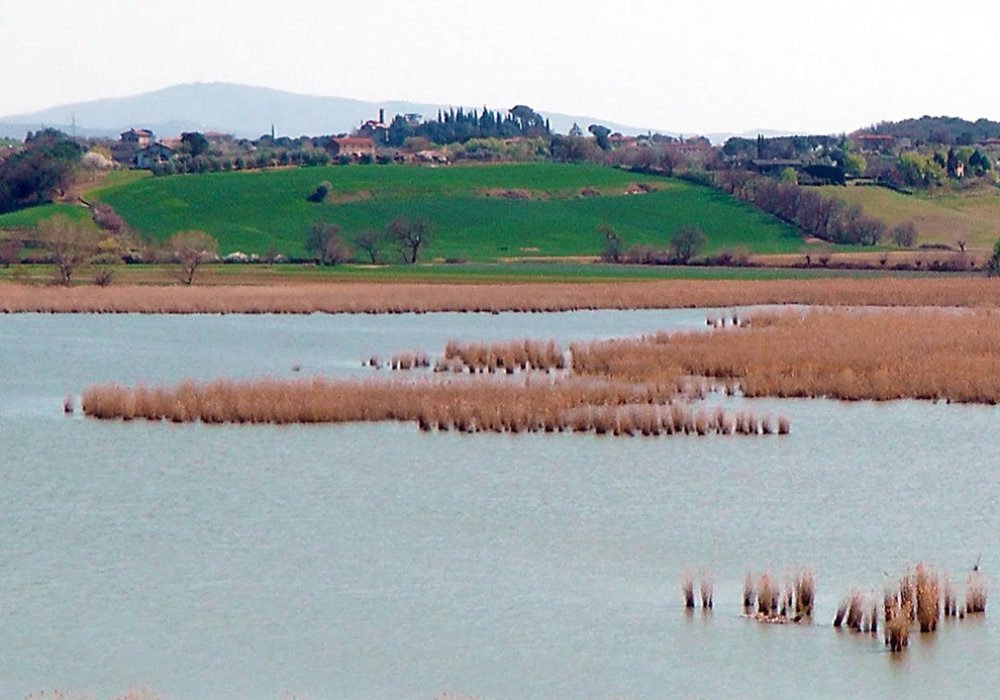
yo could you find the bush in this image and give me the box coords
[670,225,707,263]
[307,181,332,203]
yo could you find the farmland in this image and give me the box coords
[82,163,803,260]
[819,184,1000,251]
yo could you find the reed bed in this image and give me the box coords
[572,309,1000,404]
[8,277,1000,314]
[700,574,714,609]
[81,376,781,436]
[443,339,566,373]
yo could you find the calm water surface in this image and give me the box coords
[1,310,997,699]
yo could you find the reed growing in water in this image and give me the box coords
[700,574,714,609]
[81,376,783,436]
[571,309,1000,404]
[443,339,565,373]
[915,564,940,632]
[682,574,696,609]
[967,571,988,614]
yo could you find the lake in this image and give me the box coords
[1,310,997,699]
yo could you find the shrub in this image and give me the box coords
[307,180,332,203]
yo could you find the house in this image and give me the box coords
[749,158,802,174]
[851,133,896,153]
[332,137,377,159]
[135,142,175,169]
[120,128,154,148]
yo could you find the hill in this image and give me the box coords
[0,82,670,140]
[80,163,801,261]
[861,115,1000,145]
[818,185,1000,251]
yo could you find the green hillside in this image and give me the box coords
[6,163,804,261]
[819,185,1000,251]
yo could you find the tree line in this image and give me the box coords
[306,217,431,265]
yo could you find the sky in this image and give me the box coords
[2,0,999,135]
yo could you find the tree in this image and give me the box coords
[37,215,101,285]
[588,124,612,151]
[669,225,707,263]
[987,239,1000,277]
[180,132,210,158]
[387,217,430,264]
[598,224,623,263]
[168,230,218,285]
[891,221,918,248]
[305,221,351,265]
[0,237,22,268]
[0,129,83,213]
[353,229,385,264]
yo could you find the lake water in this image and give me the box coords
[1,310,998,699]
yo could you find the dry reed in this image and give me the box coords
[757,573,778,617]
[682,574,696,609]
[81,375,783,436]
[794,570,815,618]
[700,574,714,609]
[8,277,1000,315]
[967,571,988,614]
[389,351,430,370]
[915,564,940,632]
[571,309,1000,404]
[444,339,565,373]
[743,572,755,610]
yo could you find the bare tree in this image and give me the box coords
[306,221,352,265]
[954,232,968,253]
[353,229,385,264]
[0,237,22,268]
[37,215,101,285]
[388,217,431,264]
[168,230,219,285]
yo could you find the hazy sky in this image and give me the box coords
[3,0,998,134]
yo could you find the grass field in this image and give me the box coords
[75,163,803,260]
[0,202,94,229]
[819,185,1000,251]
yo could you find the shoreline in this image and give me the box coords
[3,277,1000,314]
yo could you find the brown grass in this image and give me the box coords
[7,277,1000,314]
[443,339,565,373]
[572,308,1000,404]
[80,375,783,436]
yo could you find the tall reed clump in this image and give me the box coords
[700,574,714,609]
[681,573,696,609]
[756,573,778,617]
[915,564,940,632]
[967,570,988,614]
[444,339,565,373]
[743,572,755,611]
[794,570,815,619]
[884,591,911,652]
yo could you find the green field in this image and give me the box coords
[71,163,802,260]
[820,185,1000,251]
[0,203,93,229]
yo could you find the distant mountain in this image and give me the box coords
[0,82,674,140]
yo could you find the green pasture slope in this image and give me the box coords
[87,163,800,260]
